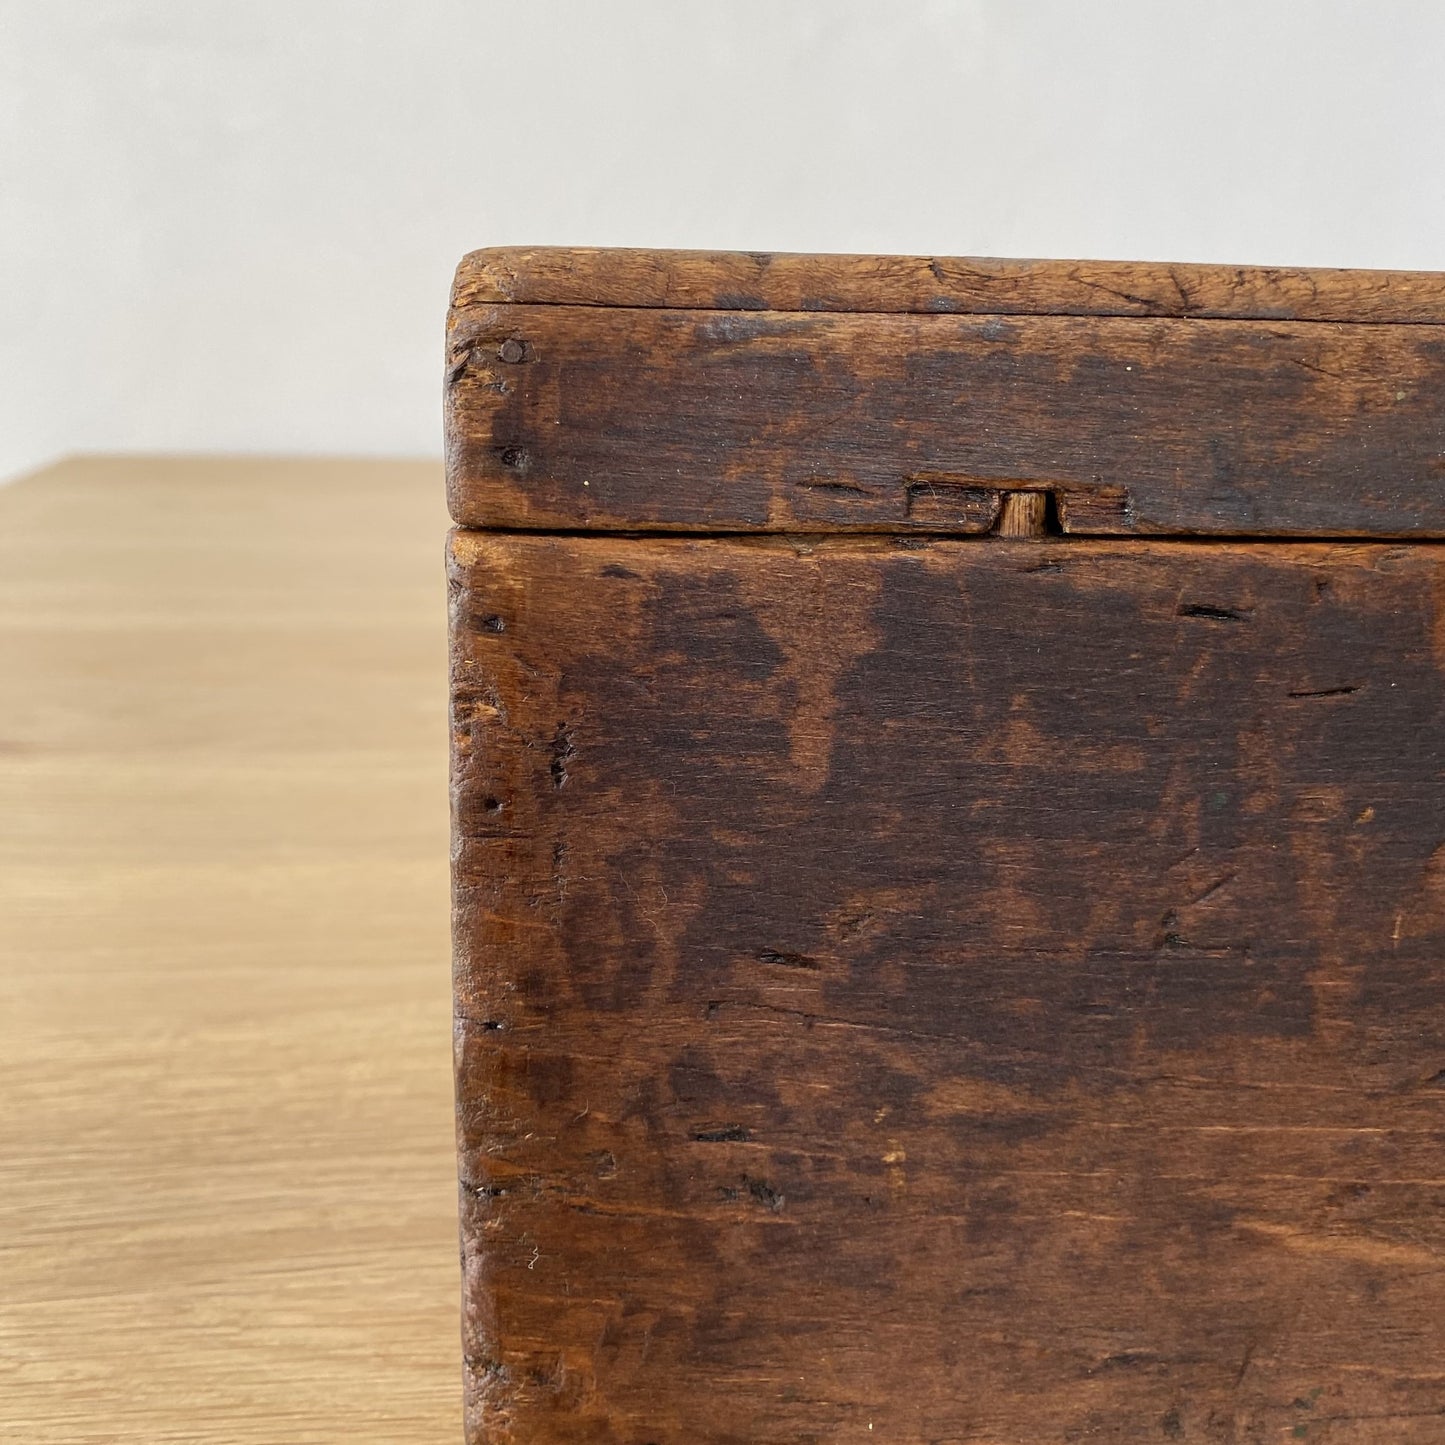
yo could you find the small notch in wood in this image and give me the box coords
[995,490,1054,538]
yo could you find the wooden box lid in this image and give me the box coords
[445,247,1445,537]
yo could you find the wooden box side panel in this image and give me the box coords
[445,304,1445,537]
[450,531,1445,1444]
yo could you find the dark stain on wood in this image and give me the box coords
[448,250,1445,1443]
[450,529,1445,1443]
[446,303,1445,536]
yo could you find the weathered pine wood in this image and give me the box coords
[455,246,1445,325]
[450,530,1445,1444]
[446,303,1445,536]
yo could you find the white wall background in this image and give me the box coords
[3,0,1445,483]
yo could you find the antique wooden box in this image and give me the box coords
[446,248,1445,1443]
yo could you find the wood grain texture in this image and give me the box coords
[0,458,458,1444]
[454,247,1445,325]
[996,490,1049,538]
[446,303,1445,536]
[451,530,1445,1444]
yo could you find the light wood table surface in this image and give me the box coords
[0,457,461,1441]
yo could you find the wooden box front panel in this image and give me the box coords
[450,532,1445,1444]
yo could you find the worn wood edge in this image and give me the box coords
[445,527,1411,570]
[453,246,1445,324]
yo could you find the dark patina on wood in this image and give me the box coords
[447,303,1445,538]
[448,248,1445,538]
[448,250,1445,1444]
